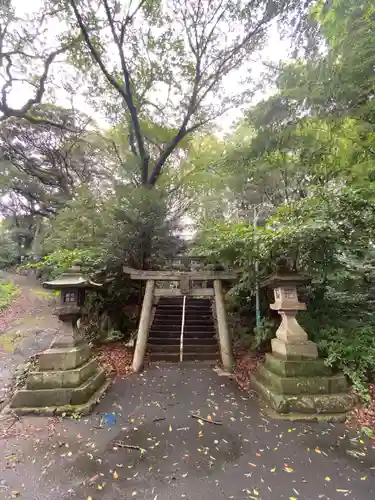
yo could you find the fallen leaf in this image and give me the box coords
[325,476,331,481]
[113,471,119,480]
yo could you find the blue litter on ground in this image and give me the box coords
[102,413,116,425]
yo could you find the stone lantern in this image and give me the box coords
[263,257,318,360]
[251,257,353,422]
[10,261,109,415]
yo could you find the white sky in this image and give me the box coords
[6,0,291,134]
[1,1,292,233]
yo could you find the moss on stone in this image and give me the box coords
[9,377,111,416]
[265,353,332,378]
[258,366,347,395]
[250,373,354,417]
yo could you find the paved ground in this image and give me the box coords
[1,364,374,500]
[0,274,58,405]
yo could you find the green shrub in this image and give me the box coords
[317,325,375,402]
[252,318,275,351]
[0,281,20,311]
[25,248,101,280]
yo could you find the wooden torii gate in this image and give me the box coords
[123,257,238,373]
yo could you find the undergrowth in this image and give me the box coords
[0,281,20,311]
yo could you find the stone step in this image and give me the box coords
[149,344,218,353]
[152,319,214,327]
[150,352,218,362]
[148,337,217,345]
[11,369,106,409]
[258,365,348,395]
[154,312,211,319]
[267,409,347,423]
[264,353,332,378]
[152,320,182,327]
[184,316,214,322]
[185,323,215,330]
[158,299,211,305]
[150,326,216,334]
[153,311,182,317]
[184,330,216,337]
[149,330,215,338]
[250,374,354,415]
[154,307,211,312]
[154,310,212,317]
[26,358,97,390]
[149,329,180,336]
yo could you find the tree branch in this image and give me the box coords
[0,43,78,131]
[102,0,149,183]
[69,0,128,102]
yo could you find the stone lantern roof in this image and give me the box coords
[43,261,103,290]
[261,257,311,288]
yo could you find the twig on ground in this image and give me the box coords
[4,418,18,434]
[190,413,223,425]
[113,441,146,452]
[10,410,20,421]
[152,417,166,423]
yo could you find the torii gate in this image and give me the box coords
[123,257,238,373]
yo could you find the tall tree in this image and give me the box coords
[0,1,77,126]
[60,0,311,186]
[0,106,108,217]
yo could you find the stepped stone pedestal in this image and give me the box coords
[10,262,110,416]
[251,258,354,422]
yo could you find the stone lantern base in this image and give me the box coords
[251,353,354,422]
[9,343,110,416]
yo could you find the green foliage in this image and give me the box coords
[317,326,375,402]
[0,281,20,311]
[0,231,18,269]
[252,319,276,352]
[191,0,375,400]
[28,248,100,280]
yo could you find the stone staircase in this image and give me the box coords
[148,297,219,362]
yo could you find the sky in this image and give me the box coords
[1,0,292,231]
[6,0,291,135]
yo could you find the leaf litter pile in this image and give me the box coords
[348,383,375,435]
[94,343,133,378]
[234,351,264,391]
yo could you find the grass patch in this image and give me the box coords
[0,281,20,312]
